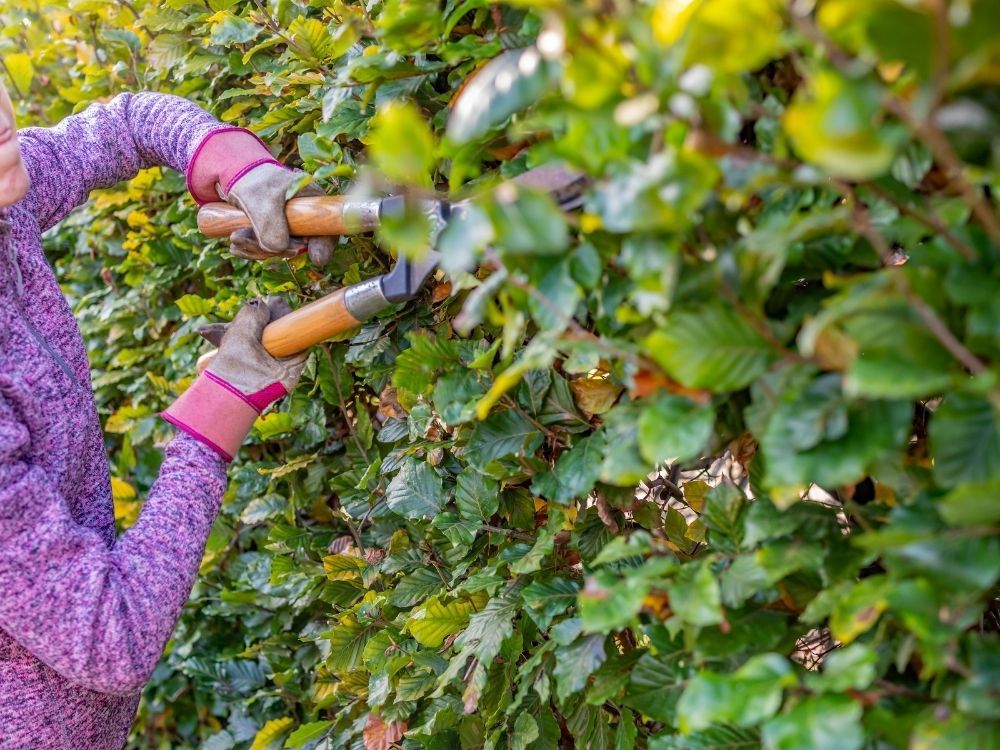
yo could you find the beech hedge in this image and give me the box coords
[2,0,999,748]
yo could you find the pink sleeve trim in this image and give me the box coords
[247,381,288,411]
[161,411,234,462]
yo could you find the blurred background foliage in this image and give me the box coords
[2,0,1000,748]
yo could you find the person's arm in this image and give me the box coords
[0,385,227,695]
[16,91,276,232]
[16,91,335,265]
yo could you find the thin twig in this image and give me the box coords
[865,182,978,261]
[885,98,1000,249]
[481,524,535,542]
[926,0,950,112]
[843,187,988,375]
[323,344,371,463]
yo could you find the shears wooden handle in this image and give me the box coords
[197,196,379,238]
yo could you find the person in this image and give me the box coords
[0,81,335,748]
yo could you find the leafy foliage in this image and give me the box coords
[3,0,1000,748]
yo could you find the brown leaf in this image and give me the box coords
[595,493,620,533]
[570,376,622,416]
[432,280,452,303]
[378,386,407,422]
[328,535,355,555]
[363,713,406,750]
[641,591,672,619]
[629,365,712,402]
[727,433,758,468]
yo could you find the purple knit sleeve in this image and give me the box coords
[0,390,227,695]
[18,92,224,232]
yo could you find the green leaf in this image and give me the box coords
[250,718,294,750]
[464,409,543,469]
[622,653,688,723]
[209,12,260,45]
[535,431,607,504]
[590,151,719,233]
[645,306,777,392]
[940,476,1000,526]
[554,634,607,702]
[175,293,214,317]
[762,695,864,750]
[760,373,911,492]
[637,394,715,465]
[806,644,877,693]
[455,467,499,521]
[386,459,444,518]
[522,577,581,630]
[667,562,723,628]
[931,393,1000,487]
[677,653,796,733]
[388,568,445,608]
[615,708,638,750]
[406,593,487,648]
[511,713,540,750]
[283,721,332,748]
[368,101,436,187]
[287,17,337,61]
[649,726,761,750]
[828,576,890,644]
[653,0,783,73]
[323,615,377,672]
[579,569,649,633]
[433,512,480,547]
[490,189,570,257]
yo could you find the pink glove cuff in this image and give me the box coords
[161,372,288,462]
[185,128,283,205]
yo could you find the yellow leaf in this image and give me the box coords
[652,0,783,73]
[111,477,136,501]
[3,53,34,93]
[113,498,141,529]
[684,480,709,512]
[783,70,901,180]
[322,553,365,581]
[250,717,294,750]
[126,210,150,228]
[580,213,603,233]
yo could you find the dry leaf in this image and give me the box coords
[363,712,406,750]
[378,386,407,422]
[570,376,622,415]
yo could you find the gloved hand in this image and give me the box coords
[162,298,307,462]
[221,164,336,266]
[185,129,336,266]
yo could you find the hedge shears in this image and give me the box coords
[196,164,588,359]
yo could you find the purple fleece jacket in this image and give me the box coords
[0,93,232,749]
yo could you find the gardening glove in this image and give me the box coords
[185,128,336,266]
[162,297,307,462]
[221,163,337,267]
